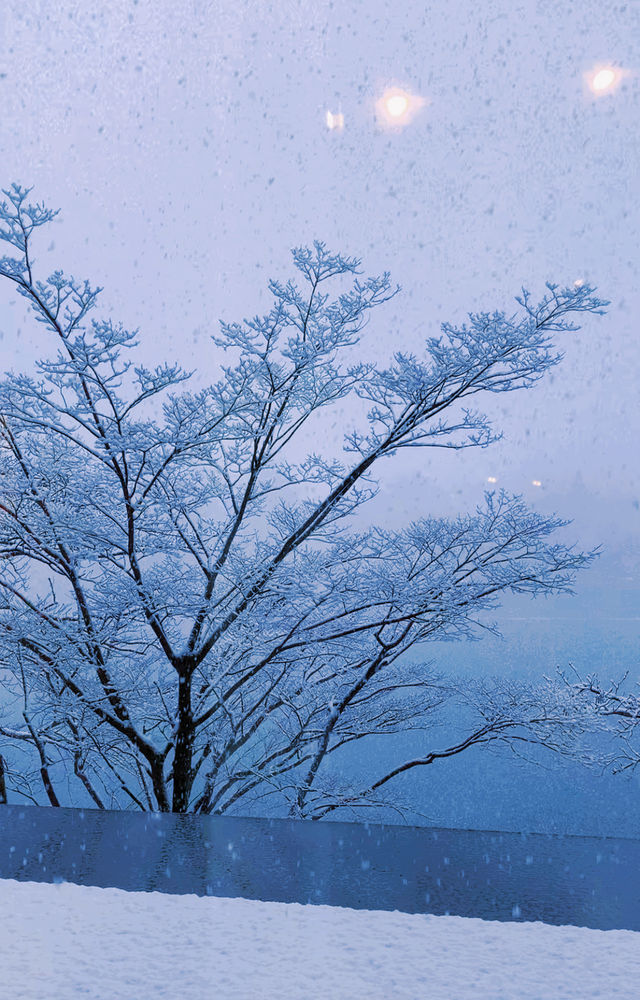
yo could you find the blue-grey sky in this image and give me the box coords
[1,0,638,834]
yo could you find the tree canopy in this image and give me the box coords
[0,184,611,816]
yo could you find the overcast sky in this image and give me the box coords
[1,0,638,833]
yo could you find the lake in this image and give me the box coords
[0,805,637,930]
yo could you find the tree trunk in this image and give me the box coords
[172,675,194,812]
[0,755,7,804]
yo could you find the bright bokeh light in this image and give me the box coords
[325,110,344,130]
[376,87,425,127]
[574,278,584,288]
[587,66,622,96]
[593,69,615,90]
[487,476,497,483]
[386,94,409,118]
[532,480,542,487]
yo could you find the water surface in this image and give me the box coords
[0,805,637,930]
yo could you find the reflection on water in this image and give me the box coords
[0,805,637,930]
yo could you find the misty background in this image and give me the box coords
[1,0,638,835]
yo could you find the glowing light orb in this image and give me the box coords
[326,110,344,130]
[487,476,498,483]
[574,278,584,288]
[532,480,542,487]
[588,66,621,95]
[376,87,425,127]
[386,94,409,118]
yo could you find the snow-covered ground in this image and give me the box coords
[2,879,639,999]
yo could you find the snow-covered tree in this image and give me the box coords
[553,669,640,778]
[0,183,609,816]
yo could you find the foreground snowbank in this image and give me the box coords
[1,879,639,999]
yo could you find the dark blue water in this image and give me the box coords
[0,805,638,930]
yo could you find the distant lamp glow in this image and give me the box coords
[376,87,425,127]
[487,476,498,483]
[386,93,409,118]
[587,66,622,96]
[532,480,542,487]
[326,110,344,130]
[574,278,584,288]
